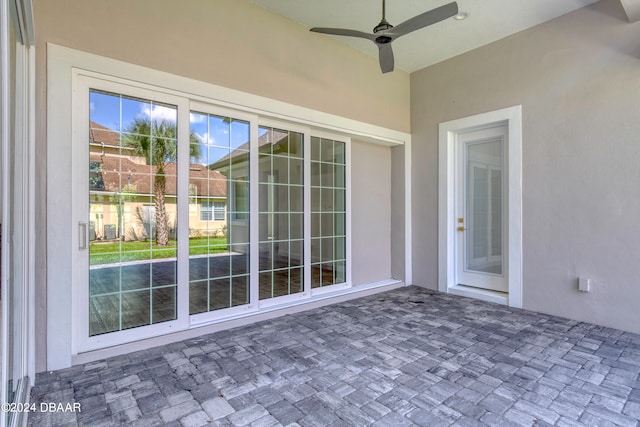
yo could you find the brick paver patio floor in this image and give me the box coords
[29,286,640,426]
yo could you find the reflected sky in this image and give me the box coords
[90,91,177,132]
[91,91,272,169]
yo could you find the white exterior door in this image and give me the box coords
[455,125,508,293]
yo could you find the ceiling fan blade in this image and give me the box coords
[385,2,458,39]
[310,27,376,41]
[378,43,394,73]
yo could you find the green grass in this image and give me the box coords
[89,236,228,265]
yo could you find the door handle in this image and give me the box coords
[457,226,467,232]
[79,222,88,250]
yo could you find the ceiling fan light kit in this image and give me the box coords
[310,0,459,73]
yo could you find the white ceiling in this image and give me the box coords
[248,0,600,73]
[620,0,640,21]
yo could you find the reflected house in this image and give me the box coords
[210,128,300,262]
[206,129,269,260]
[211,127,347,290]
[210,128,340,283]
[89,121,227,241]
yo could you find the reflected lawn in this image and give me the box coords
[90,236,227,265]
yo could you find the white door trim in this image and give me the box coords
[438,106,522,308]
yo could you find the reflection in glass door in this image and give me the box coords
[88,90,179,336]
[311,137,347,288]
[78,79,350,350]
[188,112,250,314]
[258,126,304,300]
[466,139,503,275]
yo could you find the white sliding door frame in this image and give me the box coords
[187,101,260,325]
[73,75,190,353]
[1,1,35,426]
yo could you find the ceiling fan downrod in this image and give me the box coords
[373,0,394,33]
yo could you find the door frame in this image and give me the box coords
[438,106,522,308]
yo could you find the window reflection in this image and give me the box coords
[465,139,503,275]
[311,137,347,288]
[258,127,305,300]
[88,94,349,332]
[88,90,178,336]
[188,112,250,314]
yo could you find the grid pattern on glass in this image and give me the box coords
[310,137,346,288]
[258,127,304,300]
[89,89,178,336]
[188,112,250,314]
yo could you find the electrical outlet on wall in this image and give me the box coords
[578,277,591,292]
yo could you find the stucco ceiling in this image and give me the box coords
[248,0,601,73]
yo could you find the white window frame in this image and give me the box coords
[199,201,226,222]
[47,44,411,370]
[212,201,225,221]
[199,201,212,222]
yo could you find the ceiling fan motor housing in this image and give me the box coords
[375,35,393,44]
[373,19,393,34]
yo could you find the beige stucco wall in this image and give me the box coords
[351,141,392,286]
[411,0,640,333]
[390,145,405,281]
[32,0,410,133]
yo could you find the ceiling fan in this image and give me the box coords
[310,0,459,73]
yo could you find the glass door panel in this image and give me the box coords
[465,139,503,275]
[310,137,347,288]
[88,90,178,336]
[188,112,250,314]
[258,127,304,300]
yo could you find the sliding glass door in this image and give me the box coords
[188,111,250,315]
[76,76,349,352]
[88,90,179,336]
[258,126,305,302]
[310,137,347,289]
[1,0,34,423]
